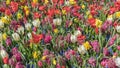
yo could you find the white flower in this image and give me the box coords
[32,19,40,27]
[116,25,120,33]
[27,32,32,39]
[70,35,77,43]
[25,23,31,31]
[77,45,86,54]
[0,49,8,58]
[65,1,70,6]
[74,30,82,36]
[0,20,4,29]
[12,33,20,41]
[115,57,120,67]
[53,18,62,26]
[0,33,2,42]
[17,26,24,35]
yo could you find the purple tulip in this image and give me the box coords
[43,49,50,56]
[13,53,22,61]
[56,64,61,68]
[12,47,19,55]
[9,58,16,66]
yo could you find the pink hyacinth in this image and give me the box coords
[90,40,100,53]
[88,57,96,66]
[103,47,110,56]
[15,62,24,68]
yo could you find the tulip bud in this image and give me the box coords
[25,23,31,31]
[17,26,24,35]
[3,64,10,68]
[70,35,77,43]
[12,33,20,41]
[32,19,40,27]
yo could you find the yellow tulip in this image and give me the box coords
[53,59,56,65]
[88,14,93,19]
[33,51,38,59]
[54,29,59,34]
[44,0,49,4]
[62,10,67,15]
[33,0,38,4]
[69,0,76,5]
[95,19,102,28]
[82,4,85,9]
[115,11,120,18]
[1,16,10,24]
[17,12,22,19]
[25,10,30,16]
[83,41,91,50]
[6,0,11,5]
[42,56,46,60]
[2,33,7,40]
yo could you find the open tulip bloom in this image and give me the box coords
[0,0,120,68]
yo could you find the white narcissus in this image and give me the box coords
[53,18,62,26]
[74,30,82,37]
[25,23,31,31]
[12,33,20,41]
[0,20,4,29]
[0,49,8,59]
[115,57,120,67]
[17,26,24,35]
[77,45,86,54]
[70,35,77,43]
[32,19,40,27]
[116,25,120,33]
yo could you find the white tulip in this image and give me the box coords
[25,23,31,31]
[77,45,86,54]
[74,30,82,36]
[70,35,77,43]
[32,19,40,27]
[116,25,120,33]
[27,32,32,39]
[17,26,24,35]
[115,57,120,67]
[0,20,4,29]
[0,33,2,42]
[0,49,8,58]
[12,33,20,41]
[53,18,62,26]
[65,1,70,6]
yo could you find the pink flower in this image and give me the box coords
[12,47,18,55]
[6,37,12,46]
[88,57,96,66]
[56,64,61,68]
[117,45,120,50]
[38,61,43,67]
[44,34,52,43]
[43,49,50,56]
[13,53,22,61]
[90,40,100,53]
[15,62,24,68]
[103,47,110,56]
[9,58,16,66]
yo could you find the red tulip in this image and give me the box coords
[10,1,18,13]
[3,57,9,64]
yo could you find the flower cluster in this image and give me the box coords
[0,0,120,68]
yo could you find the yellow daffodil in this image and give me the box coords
[82,4,85,9]
[44,0,49,4]
[6,0,11,5]
[1,16,10,24]
[2,33,7,40]
[53,59,56,65]
[115,11,120,18]
[54,29,59,34]
[42,56,46,60]
[69,0,76,5]
[83,41,91,50]
[95,19,102,28]
[33,51,38,59]
[17,12,22,19]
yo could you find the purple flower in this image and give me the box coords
[13,53,22,61]
[108,35,117,46]
[6,37,12,46]
[90,40,100,53]
[44,34,52,43]
[15,62,24,68]
[88,57,96,66]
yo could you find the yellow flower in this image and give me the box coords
[17,12,22,19]
[116,11,120,18]
[33,0,38,4]
[1,16,10,24]
[25,10,30,16]
[24,6,29,11]
[54,29,59,34]
[83,41,91,50]
[44,0,49,4]
[2,33,7,40]
[86,11,90,15]
[53,59,56,65]
[62,10,66,15]
[82,4,85,9]
[42,56,46,60]
[88,14,93,19]
[33,51,38,59]
[74,18,79,23]
[95,19,102,28]
[6,0,11,5]
[69,0,76,5]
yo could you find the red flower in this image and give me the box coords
[87,18,96,28]
[39,6,46,11]
[5,9,11,16]
[95,27,99,34]
[3,57,8,64]
[34,12,41,19]
[10,1,18,13]
[0,7,5,12]
[77,35,86,44]
[30,32,43,44]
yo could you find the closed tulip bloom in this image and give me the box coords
[3,64,10,68]
[12,33,20,41]
[77,45,86,54]
[32,19,40,27]
[53,18,62,26]
[44,34,52,43]
[0,49,8,59]
[17,26,24,35]
[38,61,43,67]
[25,23,31,31]
[27,32,32,39]
[88,57,96,66]
[70,35,77,43]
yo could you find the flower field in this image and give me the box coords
[0,0,120,68]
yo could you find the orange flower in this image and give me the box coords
[30,32,43,44]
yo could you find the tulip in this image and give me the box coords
[70,35,77,43]
[116,25,120,33]
[27,32,32,39]
[44,34,52,43]
[0,49,8,59]
[0,20,4,29]
[38,61,43,67]
[115,57,120,68]
[77,45,86,54]
[53,18,62,26]
[32,19,40,27]
[17,26,24,35]
[5,37,12,46]
[74,30,82,37]
[12,33,20,41]
[15,62,24,68]
[3,64,10,68]
[25,23,31,31]
[88,57,96,66]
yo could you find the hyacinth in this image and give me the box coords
[90,40,100,53]
[88,57,96,66]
